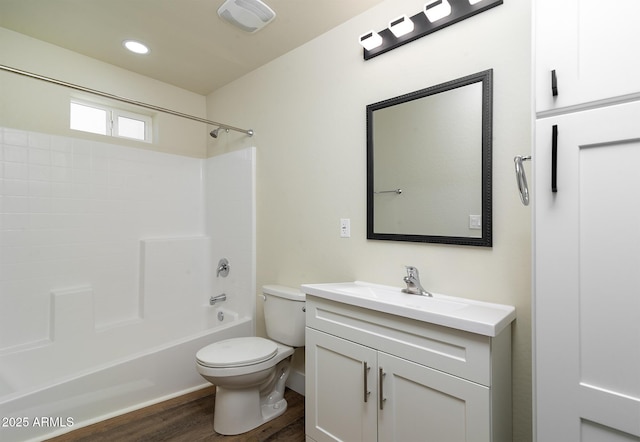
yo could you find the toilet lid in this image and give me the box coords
[196,337,278,368]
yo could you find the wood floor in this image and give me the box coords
[47,387,305,442]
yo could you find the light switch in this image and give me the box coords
[340,218,351,238]
[469,215,482,230]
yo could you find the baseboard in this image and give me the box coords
[286,369,305,396]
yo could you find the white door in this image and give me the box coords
[305,328,377,442]
[534,102,640,441]
[377,352,490,442]
[535,0,640,112]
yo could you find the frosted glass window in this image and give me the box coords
[70,100,152,143]
[117,115,146,140]
[70,102,108,135]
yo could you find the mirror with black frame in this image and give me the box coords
[366,69,493,246]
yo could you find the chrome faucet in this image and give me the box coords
[210,293,227,305]
[402,266,432,297]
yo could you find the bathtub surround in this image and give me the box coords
[0,127,256,441]
[49,286,95,341]
[140,237,210,320]
[0,127,205,348]
[205,146,257,320]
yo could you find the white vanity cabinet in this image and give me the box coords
[304,295,513,442]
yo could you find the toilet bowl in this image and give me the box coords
[196,285,305,435]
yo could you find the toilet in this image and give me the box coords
[195,285,305,435]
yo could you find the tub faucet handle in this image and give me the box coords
[216,258,230,277]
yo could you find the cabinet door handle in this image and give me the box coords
[363,362,371,403]
[552,124,558,193]
[379,368,386,410]
[551,69,558,96]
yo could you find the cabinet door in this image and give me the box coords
[536,0,640,112]
[535,103,640,440]
[377,352,490,442]
[305,328,377,442]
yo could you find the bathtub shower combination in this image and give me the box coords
[0,127,256,442]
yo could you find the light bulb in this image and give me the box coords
[123,40,150,55]
[359,30,383,50]
[388,14,414,38]
[424,0,452,23]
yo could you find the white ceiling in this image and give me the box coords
[0,0,385,95]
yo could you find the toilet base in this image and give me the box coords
[261,397,288,422]
[212,359,291,435]
[213,388,289,435]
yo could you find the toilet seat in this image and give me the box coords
[196,337,278,368]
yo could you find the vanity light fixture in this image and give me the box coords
[123,40,150,55]
[388,14,414,38]
[424,0,452,23]
[359,30,383,50]
[359,0,503,60]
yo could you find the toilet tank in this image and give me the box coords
[263,285,306,347]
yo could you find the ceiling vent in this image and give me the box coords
[217,0,276,33]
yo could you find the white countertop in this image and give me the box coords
[301,281,516,337]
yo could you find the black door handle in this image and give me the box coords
[551,70,558,96]
[552,125,558,193]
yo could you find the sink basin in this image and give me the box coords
[301,281,516,336]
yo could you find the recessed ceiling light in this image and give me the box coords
[123,40,150,55]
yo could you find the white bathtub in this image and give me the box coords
[0,307,252,442]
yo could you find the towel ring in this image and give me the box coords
[514,155,531,206]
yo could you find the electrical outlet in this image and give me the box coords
[340,218,351,238]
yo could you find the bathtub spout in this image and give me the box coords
[210,294,227,305]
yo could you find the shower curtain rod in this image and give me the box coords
[0,64,254,137]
